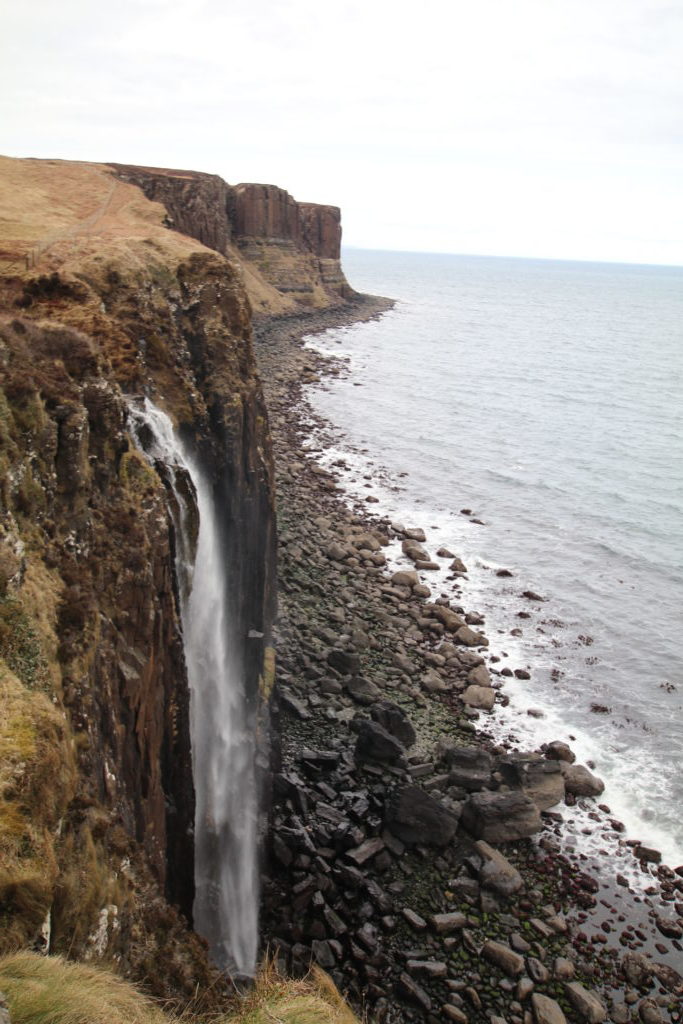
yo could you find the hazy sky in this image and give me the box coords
[2,0,682,264]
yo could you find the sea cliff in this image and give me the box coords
[0,155,681,1024]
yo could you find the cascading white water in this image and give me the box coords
[128,398,258,976]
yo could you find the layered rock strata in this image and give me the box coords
[109,166,355,314]
[0,155,276,1000]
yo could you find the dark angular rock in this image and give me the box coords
[385,785,460,846]
[370,700,417,748]
[354,719,406,765]
[397,972,432,1011]
[462,790,542,842]
[327,648,361,675]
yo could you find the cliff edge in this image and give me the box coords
[0,154,285,999]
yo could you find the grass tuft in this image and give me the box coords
[0,951,167,1024]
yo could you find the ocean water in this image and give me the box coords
[304,248,683,872]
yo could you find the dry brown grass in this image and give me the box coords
[0,951,168,1024]
[0,953,362,1024]
[220,961,362,1024]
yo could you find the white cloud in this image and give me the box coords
[1,0,682,263]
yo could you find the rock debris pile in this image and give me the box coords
[255,300,683,1024]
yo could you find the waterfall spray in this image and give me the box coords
[128,398,258,976]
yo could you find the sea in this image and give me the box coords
[302,248,683,878]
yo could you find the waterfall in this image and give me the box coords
[128,397,258,977]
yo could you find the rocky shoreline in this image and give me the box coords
[254,295,682,1024]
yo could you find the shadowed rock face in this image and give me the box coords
[109,165,353,306]
[0,155,277,998]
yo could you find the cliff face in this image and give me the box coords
[108,166,355,316]
[0,155,276,997]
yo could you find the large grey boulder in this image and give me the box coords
[370,700,416,748]
[476,839,523,895]
[532,993,568,1024]
[354,719,405,765]
[437,742,493,792]
[385,784,460,847]
[499,755,565,811]
[462,685,495,710]
[561,763,605,797]
[565,982,607,1023]
[462,790,542,842]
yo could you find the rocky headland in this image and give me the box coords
[0,155,680,1024]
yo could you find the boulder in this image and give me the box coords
[438,743,493,791]
[499,755,565,811]
[354,719,405,765]
[385,784,460,846]
[564,982,607,1023]
[421,669,449,693]
[391,569,419,587]
[370,700,417,748]
[532,994,568,1024]
[345,675,381,705]
[475,839,523,895]
[462,791,542,842]
[455,625,488,647]
[462,685,495,710]
[327,648,361,676]
[468,664,492,687]
[481,939,525,976]
[545,740,575,763]
[430,911,467,933]
[561,763,605,797]
[432,605,466,632]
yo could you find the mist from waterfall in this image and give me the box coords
[128,397,258,976]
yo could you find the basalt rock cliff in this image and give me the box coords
[0,155,354,998]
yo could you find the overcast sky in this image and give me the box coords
[2,0,682,264]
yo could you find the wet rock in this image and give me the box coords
[468,664,492,687]
[561,763,605,797]
[391,570,419,587]
[654,914,682,939]
[531,993,568,1024]
[402,907,428,930]
[553,957,574,981]
[406,959,448,978]
[346,837,386,866]
[527,958,550,984]
[279,688,312,720]
[462,685,495,710]
[345,675,382,705]
[482,939,525,976]
[462,791,542,842]
[622,952,653,988]
[370,700,417,748]
[634,845,661,864]
[421,669,449,694]
[397,972,432,1011]
[386,784,460,846]
[499,756,565,811]
[455,625,488,647]
[545,741,575,763]
[312,938,336,968]
[430,912,467,934]
[442,1006,468,1023]
[476,840,523,895]
[565,981,607,1023]
[404,527,426,542]
[354,719,405,765]
[449,557,468,573]
[517,977,535,1001]
[438,743,493,791]
[327,648,361,675]
[432,605,466,632]
[638,1000,664,1024]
